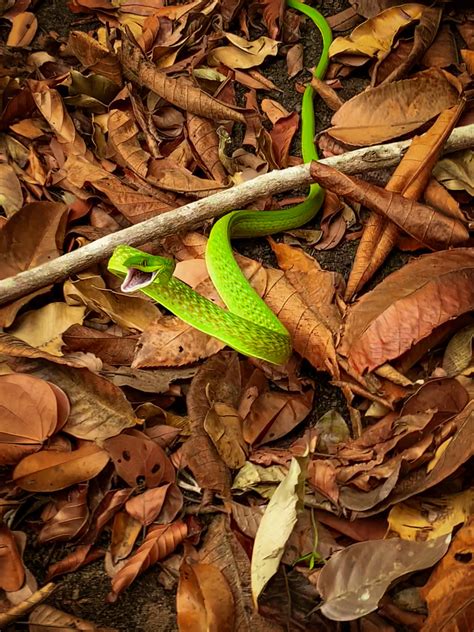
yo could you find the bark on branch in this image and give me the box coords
[0,124,473,306]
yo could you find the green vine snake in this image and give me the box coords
[108,1,332,365]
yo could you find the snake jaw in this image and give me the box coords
[121,268,159,293]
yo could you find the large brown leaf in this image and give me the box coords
[420,518,474,631]
[177,561,235,632]
[119,40,247,124]
[328,69,461,145]
[13,443,110,492]
[340,249,474,373]
[24,361,138,441]
[0,202,68,327]
[107,108,150,177]
[0,374,60,465]
[317,535,451,621]
[310,162,468,251]
[107,520,188,601]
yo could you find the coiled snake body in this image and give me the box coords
[108,1,332,365]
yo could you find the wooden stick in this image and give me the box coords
[0,124,472,306]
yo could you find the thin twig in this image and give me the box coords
[0,124,472,306]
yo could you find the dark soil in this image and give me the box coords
[8,1,408,630]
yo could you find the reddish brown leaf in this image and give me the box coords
[107,520,188,601]
[340,249,474,373]
[13,443,110,492]
[310,162,469,251]
[104,430,175,488]
[46,544,104,581]
[38,483,89,543]
[125,483,183,526]
[68,31,122,85]
[110,511,142,563]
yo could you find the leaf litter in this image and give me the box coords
[0,0,473,630]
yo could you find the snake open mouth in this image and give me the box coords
[121,268,158,293]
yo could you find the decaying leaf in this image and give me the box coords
[434,148,474,195]
[317,535,451,621]
[0,164,23,217]
[209,33,279,69]
[0,527,25,591]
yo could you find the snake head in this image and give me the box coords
[108,246,175,293]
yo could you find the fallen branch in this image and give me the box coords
[0,124,473,306]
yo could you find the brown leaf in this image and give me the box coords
[107,520,188,601]
[64,274,161,332]
[243,388,313,446]
[0,527,25,591]
[104,430,175,488]
[198,515,277,631]
[82,488,132,545]
[340,249,474,373]
[204,402,248,469]
[110,511,142,563]
[68,31,122,85]
[38,484,89,543]
[0,163,23,217]
[345,102,466,299]
[13,443,110,492]
[125,483,183,526]
[120,40,247,124]
[0,374,60,465]
[24,361,138,441]
[310,161,468,251]
[187,113,227,183]
[62,325,137,366]
[286,44,303,78]
[107,109,150,177]
[31,84,89,158]
[328,69,461,145]
[147,157,228,196]
[420,518,474,632]
[422,24,459,68]
[46,544,104,581]
[6,12,37,47]
[0,202,68,327]
[177,561,235,632]
[317,535,451,621]
[376,7,442,84]
[269,111,299,168]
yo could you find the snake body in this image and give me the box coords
[108,1,332,365]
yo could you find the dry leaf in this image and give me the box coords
[0,527,25,591]
[328,69,461,145]
[107,520,188,601]
[29,604,116,632]
[177,561,235,632]
[209,33,279,69]
[317,535,451,621]
[68,31,122,85]
[340,249,474,373]
[6,12,37,47]
[420,518,474,632]
[0,201,68,327]
[38,484,89,543]
[110,511,142,563]
[0,163,23,217]
[13,443,110,492]
[434,149,474,196]
[9,303,86,356]
[125,483,182,526]
[204,402,248,469]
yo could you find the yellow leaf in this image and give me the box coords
[9,303,85,356]
[209,34,279,69]
[329,3,425,60]
[388,489,474,541]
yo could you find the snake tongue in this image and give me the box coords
[121,268,157,293]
